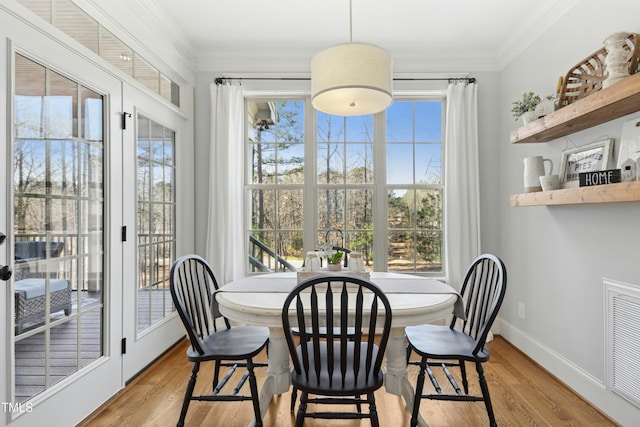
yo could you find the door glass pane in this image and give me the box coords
[13,54,104,402]
[136,115,176,332]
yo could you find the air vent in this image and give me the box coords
[604,279,640,408]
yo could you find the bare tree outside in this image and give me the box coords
[248,101,305,271]
[386,100,443,272]
[246,98,444,274]
[317,114,374,265]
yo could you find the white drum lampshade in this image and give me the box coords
[311,42,393,116]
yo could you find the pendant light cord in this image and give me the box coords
[349,0,353,43]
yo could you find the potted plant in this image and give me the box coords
[511,92,541,125]
[326,250,343,271]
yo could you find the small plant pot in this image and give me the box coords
[521,111,538,125]
[326,263,341,271]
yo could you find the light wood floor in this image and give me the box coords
[79,336,617,427]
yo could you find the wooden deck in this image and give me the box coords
[14,289,171,402]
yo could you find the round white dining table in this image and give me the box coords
[215,271,459,427]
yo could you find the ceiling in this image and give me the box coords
[150,0,577,72]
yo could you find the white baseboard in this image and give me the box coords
[496,318,640,426]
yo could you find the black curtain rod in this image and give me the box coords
[214,76,476,85]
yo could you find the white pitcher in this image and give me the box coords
[349,252,364,272]
[523,156,553,192]
[304,252,321,272]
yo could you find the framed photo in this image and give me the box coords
[559,138,614,187]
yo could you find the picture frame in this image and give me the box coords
[559,138,614,187]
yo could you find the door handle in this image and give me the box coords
[0,232,12,281]
[0,265,11,281]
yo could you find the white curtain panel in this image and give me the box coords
[444,81,481,289]
[206,82,245,284]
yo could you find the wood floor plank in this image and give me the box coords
[79,336,618,426]
[489,338,610,426]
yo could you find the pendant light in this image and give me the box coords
[311,0,393,116]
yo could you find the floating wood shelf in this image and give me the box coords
[510,73,640,144]
[510,181,640,207]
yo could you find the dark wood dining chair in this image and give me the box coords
[405,254,507,427]
[292,245,354,411]
[282,275,392,427]
[170,254,269,427]
[289,323,358,412]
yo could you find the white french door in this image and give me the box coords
[121,83,186,380]
[1,12,123,427]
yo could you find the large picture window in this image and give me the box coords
[246,97,444,275]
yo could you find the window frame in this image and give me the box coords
[244,93,447,278]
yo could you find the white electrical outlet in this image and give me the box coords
[518,302,525,319]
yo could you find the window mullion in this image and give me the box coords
[372,110,387,272]
[303,97,317,254]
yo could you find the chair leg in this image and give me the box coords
[177,361,200,427]
[212,360,221,390]
[246,359,263,427]
[368,392,379,427]
[295,391,307,427]
[459,359,469,394]
[411,357,428,427]
[476,362,497,427]
[290,386,297,412]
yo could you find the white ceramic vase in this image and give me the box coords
[603,32,633,88]
[304,252,321,272]
[521,111,537,125]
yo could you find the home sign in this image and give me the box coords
[578,169,621,187]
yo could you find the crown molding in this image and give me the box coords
[197,49,501,74]
[497,0,579,69]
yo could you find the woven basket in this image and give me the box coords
[558,33,640,108]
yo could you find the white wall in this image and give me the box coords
[498,1,640,424]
